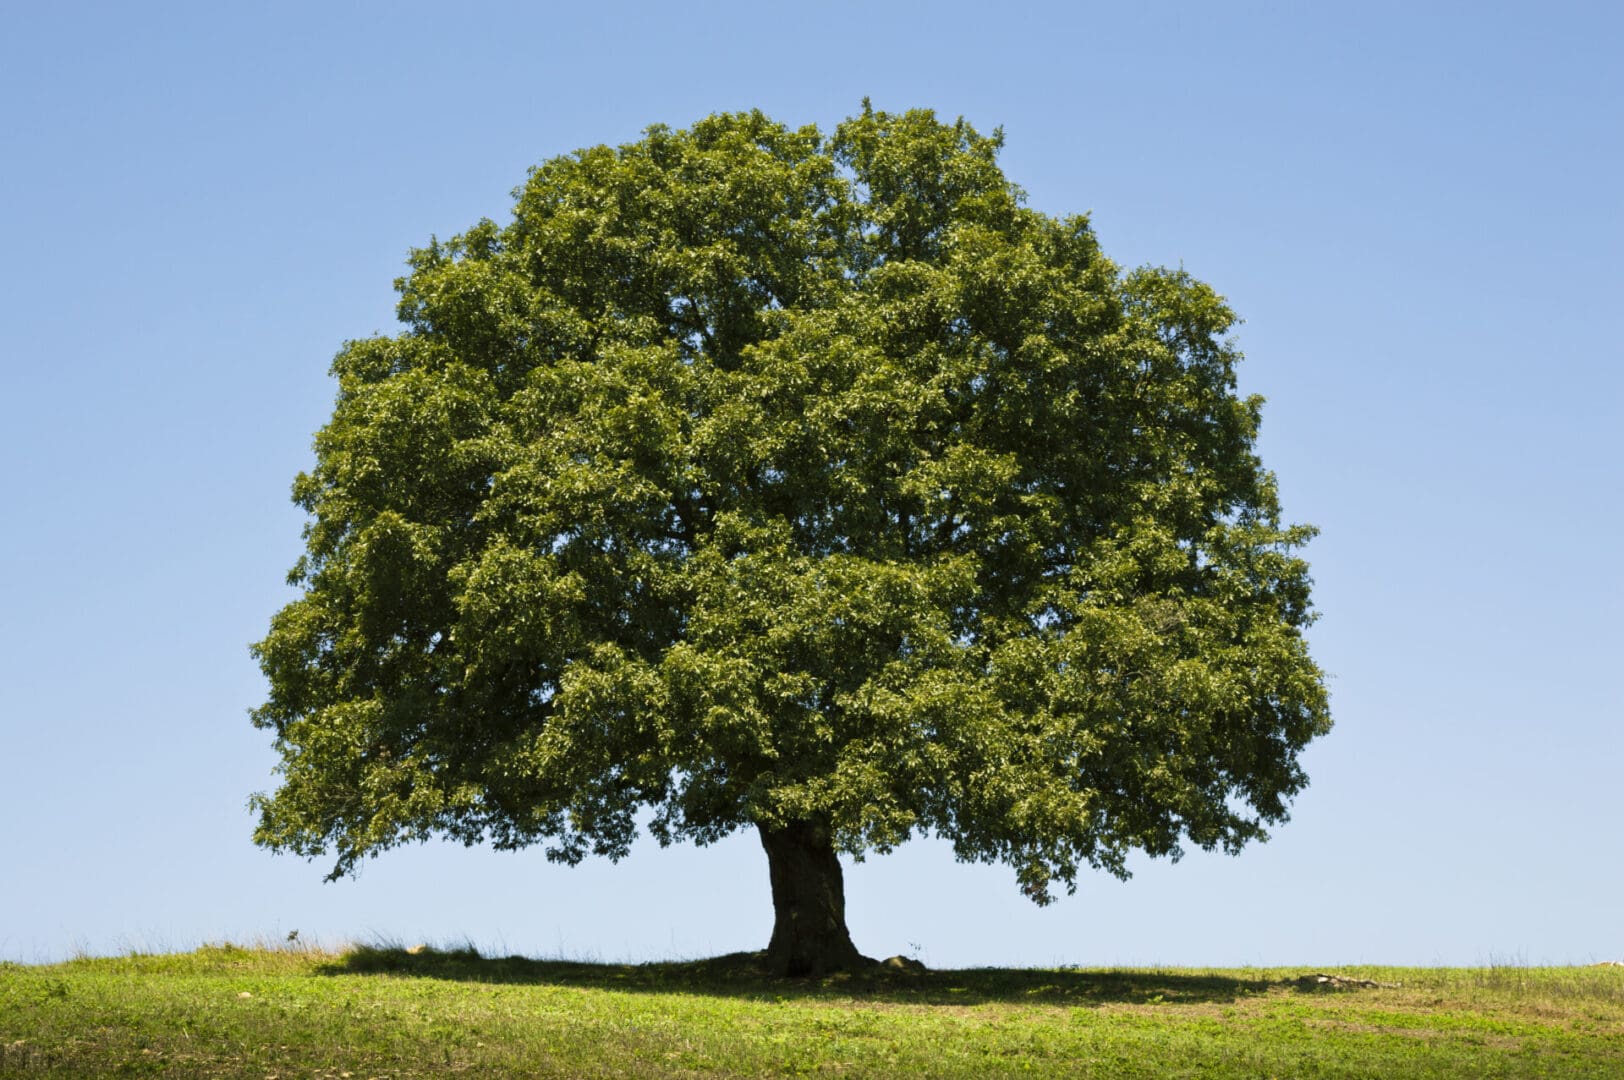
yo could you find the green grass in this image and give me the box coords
[3,944,1621,1077]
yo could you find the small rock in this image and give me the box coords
[1296,973,1398,990]
[237,991,253,998]
[882,955,926,973]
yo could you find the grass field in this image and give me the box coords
[2,944,1621,1077]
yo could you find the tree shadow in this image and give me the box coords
[313,946,1284,1006]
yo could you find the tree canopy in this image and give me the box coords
[251,103,1330,974]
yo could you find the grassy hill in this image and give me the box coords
[2,944,1621,1077]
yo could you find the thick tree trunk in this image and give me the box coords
[758,819,868,976]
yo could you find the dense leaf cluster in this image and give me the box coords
[252,104,1329,899]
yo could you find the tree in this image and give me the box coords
[251,103,1331,976]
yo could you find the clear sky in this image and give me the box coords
[3,1,1619,969]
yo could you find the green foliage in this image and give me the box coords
[252,103,1330,898]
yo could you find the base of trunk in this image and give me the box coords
[758,819,869,976]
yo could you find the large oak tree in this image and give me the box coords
[252,104,1330,976]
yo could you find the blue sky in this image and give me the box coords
[2,1,1619,968]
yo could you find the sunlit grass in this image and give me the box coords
[2,943,1621,1077]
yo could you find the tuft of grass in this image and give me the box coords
[1,945,1621,1077]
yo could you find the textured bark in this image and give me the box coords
[758,819,867,976]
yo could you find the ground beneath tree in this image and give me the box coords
[1296,972,1402,990]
